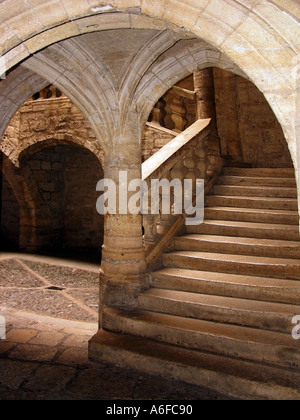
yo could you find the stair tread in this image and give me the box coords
[153,267,300,290]
[216,186,297,191]
[177,234,300,248]
[223,168,295,177]
[104,307,298,349]
[198,220,299,230]
[213,185,297,198]
[188,220,300,241]
[91,330,300,400]
[206,207,299,216]
[219,175,297,184]
[209,195,298,203]
[166,250,300,267]
[141,288,298,316]
[206,195,298,211]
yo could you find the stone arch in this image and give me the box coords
[1,154,49,251]
[0,67,49,140]
[2,0,299,135]
[0,3,297,147]
[2,138,105,253]
[0,3,298,204]
[134,39,248,126]
[18,138,104,168]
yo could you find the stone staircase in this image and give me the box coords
[91,167,300,400]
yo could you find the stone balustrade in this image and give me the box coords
[142,118,211,266]
[150,85,196,133]
[31,85,63,101]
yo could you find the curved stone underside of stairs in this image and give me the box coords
[90,167,300,400]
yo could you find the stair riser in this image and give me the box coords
[206,196,299,211]
[103,311,300,370]
[138,295,295,334]
[205,209,299,226]
[213,186,298,198]
[163,254,300,280]
[175,238,300,259]
[187,224,300,241]
[223,168,295,177]
[217,177,297,187]
[152,274,300,305]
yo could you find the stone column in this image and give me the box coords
[99,115,148,324]
[194,69,221,176]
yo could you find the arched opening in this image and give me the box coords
[0,84,105,261]
[144,68,294,170]
[17,143,104,260]
[0,104,103,325]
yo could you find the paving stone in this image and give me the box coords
[0,341,16,356]
[70,367,140,399]
[134,374,232,400]
[62,335,91,348]
[8,344,58,363]
[0,360,38,390]
[29,332,65,347]
[0,387,37,401]
[5,329,38,343]
[23,365,76,393]
[61,326,98,336]
[56,347,90,366]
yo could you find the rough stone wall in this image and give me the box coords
[64,147,104,249]
[214,69,293,168]
[21,145,104,251]
[235,76,293,168]
[1,97,104,168]
[0,95,105,252]
[142,124,176,162]
[0,174,20,250]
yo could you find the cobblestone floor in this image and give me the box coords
[0,253,232,400]
[0,253,100,322]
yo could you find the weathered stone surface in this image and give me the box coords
[0,1,299,401]
[24,365,76,393]
[0,360,38,390]
[5,329,38,344]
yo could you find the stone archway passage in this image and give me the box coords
[17,143,104,255]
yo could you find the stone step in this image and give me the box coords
[206,195,299,211]
[152,267,300,305]
[213,185,298,198]
[187,220,300,241]
[138,289,298,334]
[175,234,300,259]
[163,251,300,280]
[205,207,299,225]
[223,168,295,178]
[217,176,297,187]
[102,308,300,371]
[89,330,300,400]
